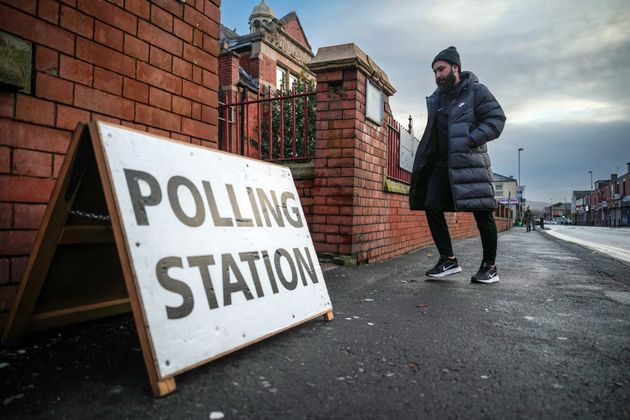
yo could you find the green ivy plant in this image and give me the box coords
[259,74,317,162]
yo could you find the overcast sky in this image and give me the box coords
[222,0,630,203]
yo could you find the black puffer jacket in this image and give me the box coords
[409,71,506,211]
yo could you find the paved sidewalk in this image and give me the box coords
[1,228,629,419]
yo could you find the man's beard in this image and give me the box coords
[437,69,456,93]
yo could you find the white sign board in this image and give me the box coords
[399,129,419,172]
[97,123,332,379]
[365,80,384,125]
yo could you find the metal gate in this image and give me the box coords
[219,87,316,162]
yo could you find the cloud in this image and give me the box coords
[488,121,630,202]
[507,97,625,125]
[421,0,516,34]
[296,0,630,127]
[221,0,630,203]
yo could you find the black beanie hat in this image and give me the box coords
[432,46,461,70]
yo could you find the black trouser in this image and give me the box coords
[424,165,497,265]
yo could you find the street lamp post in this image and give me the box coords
[588,171,593,225]
[518,148,524,186]
[517,148,523,223]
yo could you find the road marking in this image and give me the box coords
[544,229,630,264]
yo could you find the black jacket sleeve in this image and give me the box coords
[469,83,506,146]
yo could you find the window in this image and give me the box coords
[289,74,298,91]
[276,66,286,91]
[495,183,503,198]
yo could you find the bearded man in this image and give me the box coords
[409,46,506,283]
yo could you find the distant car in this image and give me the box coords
[544,220,558,225]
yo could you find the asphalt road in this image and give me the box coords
[1,228,629,419]
[546,225,630,263]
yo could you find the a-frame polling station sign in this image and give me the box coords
[2,121,333,396]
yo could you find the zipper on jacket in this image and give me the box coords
[446,85,470,210]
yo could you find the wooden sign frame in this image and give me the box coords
[1,121,333,396]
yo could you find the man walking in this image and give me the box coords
[523,206,533,232]
[409,46,506,284]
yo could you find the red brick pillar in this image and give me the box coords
[307,44,396,263]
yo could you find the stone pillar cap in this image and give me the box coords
[308,43,395,96]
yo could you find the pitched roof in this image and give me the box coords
[277,12,311,51]
[219,11,313,56]
[492,172,517,183]
[220,24,239,40]
[220,24,256,51]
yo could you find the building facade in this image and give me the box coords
[222,1,314,91]
[218,0,315,158]
[579,162,630,226]
[492,172,518,205]
[572,190,590,224]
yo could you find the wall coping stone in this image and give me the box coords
[307,43,395,96]
[285,161,314,179]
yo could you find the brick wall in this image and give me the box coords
[219,50,239,89]
[294,178,314,222]
[281,17,308,51]
[240,56,254,78]
[241,53,276,89]
[309,44,510,265]
[0,0,221,323]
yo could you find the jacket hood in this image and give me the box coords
[460,70,479,84]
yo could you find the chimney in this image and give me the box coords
[627,161,630,174]
[219,50,241,90]
[611,174,618,181]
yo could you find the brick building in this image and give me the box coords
[219,0,314,94]
[217,1,315,157]
[572,190,590,224]
[580,162,630,226]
